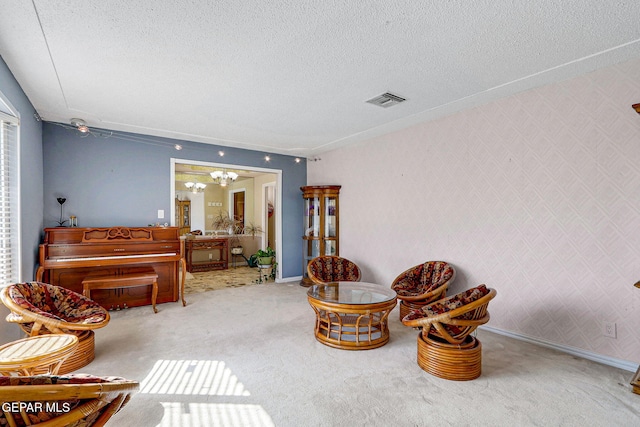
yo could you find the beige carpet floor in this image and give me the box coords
[83,283,639,427]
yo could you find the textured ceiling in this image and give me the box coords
[1,1,639,157]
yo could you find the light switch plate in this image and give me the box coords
[157,209,164,219]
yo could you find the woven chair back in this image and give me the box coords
[307,256,362,284]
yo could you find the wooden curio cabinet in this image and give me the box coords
[175,199,191,235]
[300,185,340,286]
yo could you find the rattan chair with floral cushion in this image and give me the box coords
[0,374,138,426]
[402,284,497,380]
[0,282,110,373]
[391,261,455,320]
[307,256,362,285]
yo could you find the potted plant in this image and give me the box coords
[236,221,263,257]
[229,235,244,255]
[254,247,275,266]
[243,222,263,238]
[251,247,277,283]
[211,211,236,235]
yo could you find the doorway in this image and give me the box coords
[263,182,276,250]
[231,189,245,233]
[171,158,282,281]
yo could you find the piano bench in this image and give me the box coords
[82,270,159,314]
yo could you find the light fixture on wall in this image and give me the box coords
[58,119,112,138]
[210,170,238,187]
[70,118,90,133]
[185,181,206,193]
[633,103,640,115]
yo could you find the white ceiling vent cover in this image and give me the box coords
[366,92,406,108]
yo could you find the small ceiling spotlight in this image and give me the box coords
[265,155,271,162]
[295,158,301,163]
[70,118,90,133]
[174,144,183,150]
[218,151,225,156]
[59,119,112,138]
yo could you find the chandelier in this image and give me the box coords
[210,170,238,187]
[185,181,206,193]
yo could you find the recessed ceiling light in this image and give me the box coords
[174,144,183,150]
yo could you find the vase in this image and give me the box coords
[257,256,273,266]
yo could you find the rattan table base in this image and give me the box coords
[58,330,95,374]
[312,309,395,350]
[308,282,397,350]
[417,333,482,381]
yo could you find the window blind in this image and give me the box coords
[0,110,19,285]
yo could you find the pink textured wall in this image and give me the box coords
[308,58,640,364]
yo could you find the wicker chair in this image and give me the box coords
[402,284,496,381]
[0,282,110,373]
[307,256,362,285]
[0,374,138,427]
[391,261,455,320]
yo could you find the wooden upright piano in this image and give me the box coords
[36,226,182,310]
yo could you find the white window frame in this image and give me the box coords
[0,98,21,286]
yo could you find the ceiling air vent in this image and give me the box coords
[366,92,406,108]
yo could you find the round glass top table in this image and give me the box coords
[307,282,397,350]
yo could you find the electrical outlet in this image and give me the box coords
[603,321,617,338]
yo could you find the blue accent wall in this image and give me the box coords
[42,123,306,278]
[0,56,44,282]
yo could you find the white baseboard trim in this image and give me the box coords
[480,325,638,373]
[276,275,302,284]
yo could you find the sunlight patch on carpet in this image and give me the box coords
[158,402,275,427]
[140,360,250,396]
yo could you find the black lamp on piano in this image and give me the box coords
[56,197,68,227]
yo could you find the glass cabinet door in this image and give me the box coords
[304,196,320,237]
[301,185,341,286]
[324,196,337,238]
[324,240,336,256]
[183,204,190,227]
